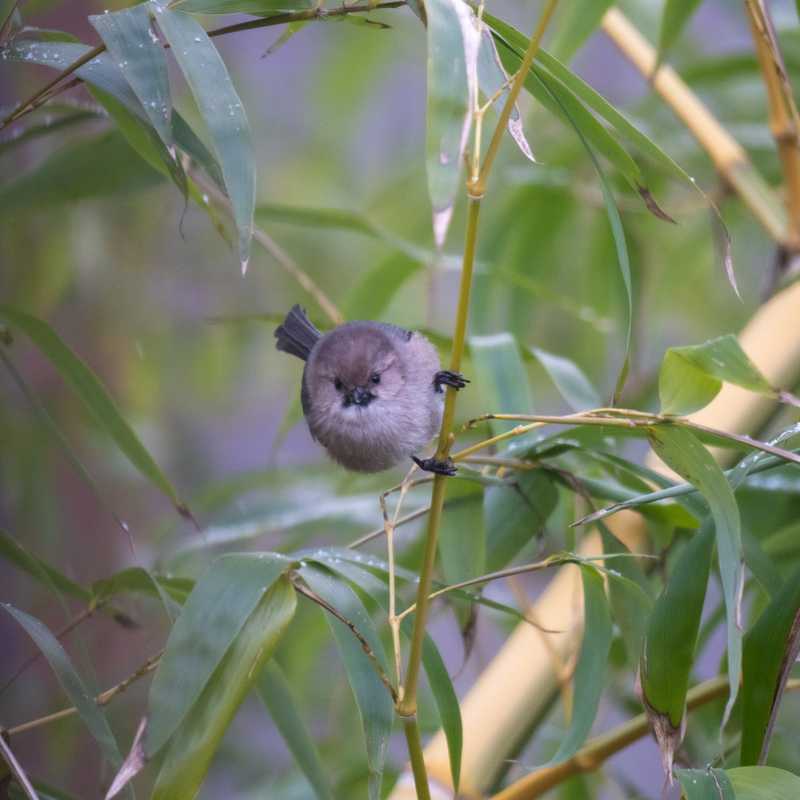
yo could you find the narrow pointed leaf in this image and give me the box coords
[0,308,186,514]
[649,425,743,727]
[657,0,704,69]
[1,604,123,769]
[728,767,800,799]
[424,0,479,247]
[527,346,601,411]
[90,3,172,146]
[154,5,255,268]
[152,577,296,800]
[551,0,615,61]
[145,552,292,756]
[545,566,612,765]
[675,767,734,800]
[741,564,800,765]
[299,566,392,800]
[256,661,335,800]
[639,524,713,774]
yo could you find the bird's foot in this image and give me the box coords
[434,370,470,393]
[412,455,457,476]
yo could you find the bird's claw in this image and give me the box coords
[412,455,457,476]
[434,370,470,392]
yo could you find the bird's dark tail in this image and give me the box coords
[274,304,322,361]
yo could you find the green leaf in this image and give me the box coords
[0,529,90,603]
[483,470,557,572]
[469,333,533,437]
[1,604,123,769]
[299,566,393,800]
[154,5,255,270]
[0,130,162,215]
[659,334,776,415]
[171,0,310,13]
[152,577,296,800]
[740,564,800,765]
[551,0,615,61]
[90,3,172,147]
[0,308,186,514]
[675,767,735,800]
[145,552,292,756]
[256,661,335,800]
[728,767,800,800]
[424,0,479,247]
[639,525,713,767]
[657,0,703,70]
[92,566,184,621]
[527,346,601,411]
[545,566,612,764]
[649,425,743,727]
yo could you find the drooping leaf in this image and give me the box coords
[526,346,601,411]
[299,566,393,800]
[639,524,713,775]
[424,0,479,247]
[551,0,615,61]
[145,552,292,756]
[171,0,310,13]
[659,334,787,416]
[154,4,255,270]
[90,3,173,146]
[91,567,185,621]
[256,661,335,800]
[728,766,800,800]
[0,308,187,515]
[1,604,123,769]
[545,566,612,765]
[649,425,743,728]
[151,577,296,800]
[657,0,704,70]
[675,767,735,800]
[740,564,800,765]
[483,469,558,572]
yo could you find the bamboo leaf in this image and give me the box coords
[145,552,293,757]
[90,3,172,147]
[657,0,704,70]
[152,577,296,800]
[675,767,735,800]
[527,346,601,411]
[256,661,335,800]
[639,524,713,775]
[0,308,187,515]
[649,425,743,728]
[545,566,612,765]
[154,4,255,270]
[299,566,392,800]
[1,604,123,770]
[551,0,615,62]
[728,767,800,799]
[740,564,800,765]
[424,0,479,247]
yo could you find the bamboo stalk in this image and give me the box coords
[601,8,788,246]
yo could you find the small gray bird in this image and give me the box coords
[275,305,468,474]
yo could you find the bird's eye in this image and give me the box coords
[334,378,343,391]
[370,373,381,385]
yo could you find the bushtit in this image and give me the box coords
[275,305,468,474]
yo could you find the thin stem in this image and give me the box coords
[348,505,430,548]
[190,168,344,326]
[397,198,482,719]
[491,677,800,799]
[403,716,432,800]
[473,0,559,196]
[6,651,162,737]
[1,2,406,130]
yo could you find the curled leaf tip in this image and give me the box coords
[637,185,676,224]
[432,206,453,249]
[240,257,249,276]
[106,716,147,799]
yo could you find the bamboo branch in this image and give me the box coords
[601,7,788,246]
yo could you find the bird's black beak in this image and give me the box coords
[344,386,375,407]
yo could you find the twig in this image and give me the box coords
[190,168,344,326]
[601,7,788,246]
[6,651,162,738]
[0,2,407,130]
